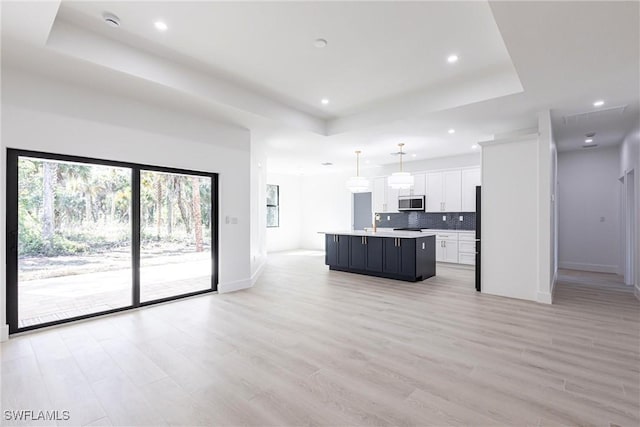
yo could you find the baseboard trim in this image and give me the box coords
[0,324,9,342]
[251,259,267,286]
[218,278,251,294]
[537,291,553,304]
[558,262,618,274]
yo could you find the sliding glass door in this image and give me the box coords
[140,171,212,302]
[6,150,218,333]
[14,157,133,328]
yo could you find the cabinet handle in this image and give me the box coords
[364,236,367,245]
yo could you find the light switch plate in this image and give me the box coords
[387,215,391,220]
[442,215,446,221]
[459,216,463,221]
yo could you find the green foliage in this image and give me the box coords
[17,157,212,258]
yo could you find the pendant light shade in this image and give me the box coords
[388,143,414,189]
[346,150,370,193]
[387,172,413,189]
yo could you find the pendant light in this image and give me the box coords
[387,143,414,189]
[346,150,370,193]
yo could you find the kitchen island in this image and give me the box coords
[323,230,436,282]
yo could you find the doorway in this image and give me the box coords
[353,192,372,230]
[6,149,218,333]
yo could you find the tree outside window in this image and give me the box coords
[267,184,279,228]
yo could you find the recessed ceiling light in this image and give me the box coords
[448,128,455,134]
[411,154,417,158]
[321,98,330,105]
[103,12,120,28]
[471,144,479,150]
[447,54,459,63]
[585,138,593,143]
[593,100,604,107]
[154,21,168,31]
[365,160,371,164]
[314,38,328,48]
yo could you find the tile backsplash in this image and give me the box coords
[375,211,476,230]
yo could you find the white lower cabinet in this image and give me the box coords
[457,231,476,265]
[434,231,475,265]
[459,253,475,265]
[435,232,459,263]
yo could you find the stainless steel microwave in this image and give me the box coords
[398,195,425,211]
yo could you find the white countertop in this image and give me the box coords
[320,230,437,238]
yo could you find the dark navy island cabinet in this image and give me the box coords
[325,234,349,268]
[326,234,436,282]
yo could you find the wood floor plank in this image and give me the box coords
[2,252,638,426]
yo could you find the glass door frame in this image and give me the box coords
[6,149,219,334]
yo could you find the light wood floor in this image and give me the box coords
[2,251,639,426]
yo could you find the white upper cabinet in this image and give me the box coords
[374,167,478,214]
[426,172,444,212]
[427,170,461,212]
[372,176,400,213]
[461,167,481,212]
[413,172,426,196]
[443,170,462,212]
[386,182,400,212]
[398,172,426,197]
[372,177,386,213]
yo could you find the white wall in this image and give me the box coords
[266,172,303,252]
[250,133,268,280]
[300,171,353,250]
[619,124,640,295]
[1,68,254,338]
[538,110,558,303]
[480,134,541,302]
[558,146,621,273]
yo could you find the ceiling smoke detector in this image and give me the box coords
[103,12,120,28]
[314,38,328,48]
[321,162,333,166]
[585,132,596,138]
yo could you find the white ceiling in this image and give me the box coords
[56,0,521,120]
[1,1,639,175]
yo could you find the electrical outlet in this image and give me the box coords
[231,217,238,224]
[442,215,446,221]
[459,216,463,221]
[387,215,391,220]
